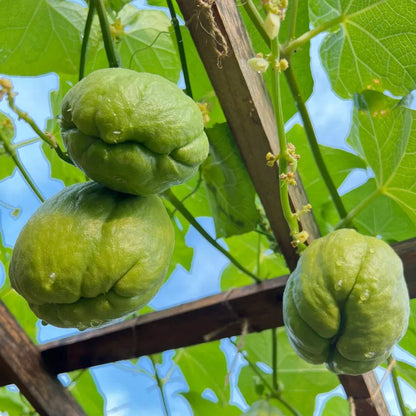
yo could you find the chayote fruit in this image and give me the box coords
[61,68,209,196]
[283,228,409,375]
[9,182,174,330]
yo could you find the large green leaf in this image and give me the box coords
[287,124,366,233]
[68,370,105,415]
[347,90,416,226]
[0,0,85,76]
[238,329,339,415]
[399,299,416,355]
[309,0,416,98]
[341,179,416,243]
[175,342,232,407]
[201,123,259,238]
[221,231,288,290]
[85,6,181,82]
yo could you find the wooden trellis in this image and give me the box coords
[0,1,414,415]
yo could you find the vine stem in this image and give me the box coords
[271,328,278,391]
[79,0,96,80]
[334,188,381,229]
[162,189,262,283]
[94,0,120,68]
[3,89,73,165]
[242,0,269,45]
[0,130,44,202]
[149,355,169,416]
[282,15,343,55]
[230,339,301,416]
[286,0,299,42]
[387,356,408,416]
[283,61,348,219]
[166,0,193,98]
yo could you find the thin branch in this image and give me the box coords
[271,327,278,391]
[242,0,269,45]
[282,15,343,55]
[283,61,348,220]
[79,1,96,80]
[166,0,193,98]
[94,0,120,68]
[162,189,262,283]
[0,130,44,202]
[149,355,169,416]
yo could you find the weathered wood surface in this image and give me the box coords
[0,301,86,415]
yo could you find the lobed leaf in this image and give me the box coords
[309,0,416,98]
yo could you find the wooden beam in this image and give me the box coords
[0,301,86,415]
[175,0,320,271]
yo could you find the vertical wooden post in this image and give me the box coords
[0,301,86,415]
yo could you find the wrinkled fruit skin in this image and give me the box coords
[61,68,209,196]
[283,229,409,375]
[9,182,174,330]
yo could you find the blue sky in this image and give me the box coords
[0,1,415,415]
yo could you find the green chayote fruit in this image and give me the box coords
[61,68,209,196]
[243,400,283,416]
[283,229,409,375]
[9,182,174,330]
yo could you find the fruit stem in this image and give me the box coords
[94,0,121,69]
[163,189,262,283]
[166,0,193,98]
[79,0,96,80]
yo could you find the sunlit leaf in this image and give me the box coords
[347,90,416,226]
[309,0,416,98]
[0,387,34,415]
[183,391,241,416]
[68,370,105,415]
[0,0,85,76]
[176,342,232,407]
[221,231,288,290]
[0,111,16,180]
[201,123,259,238]
[321,395,349,416]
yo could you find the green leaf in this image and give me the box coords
[86,6,181,83]
[0,0,85,76]
[287,124,366,233]
[44,78,87,186]
[238,329,339,415]
[183,391,241,416]
[321,395,350,416]
[341,179,416,243]
[347,90,416,226]
[201,123,259,238]
[0,231,12,275]
[68,370,105,415]
[175,342,232,407]
[221,231,288,290]
[0,387,34,415]
[309,0,416,98]
[0,111,16,180]
[395,358,416,392]
[399,298,416,355]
